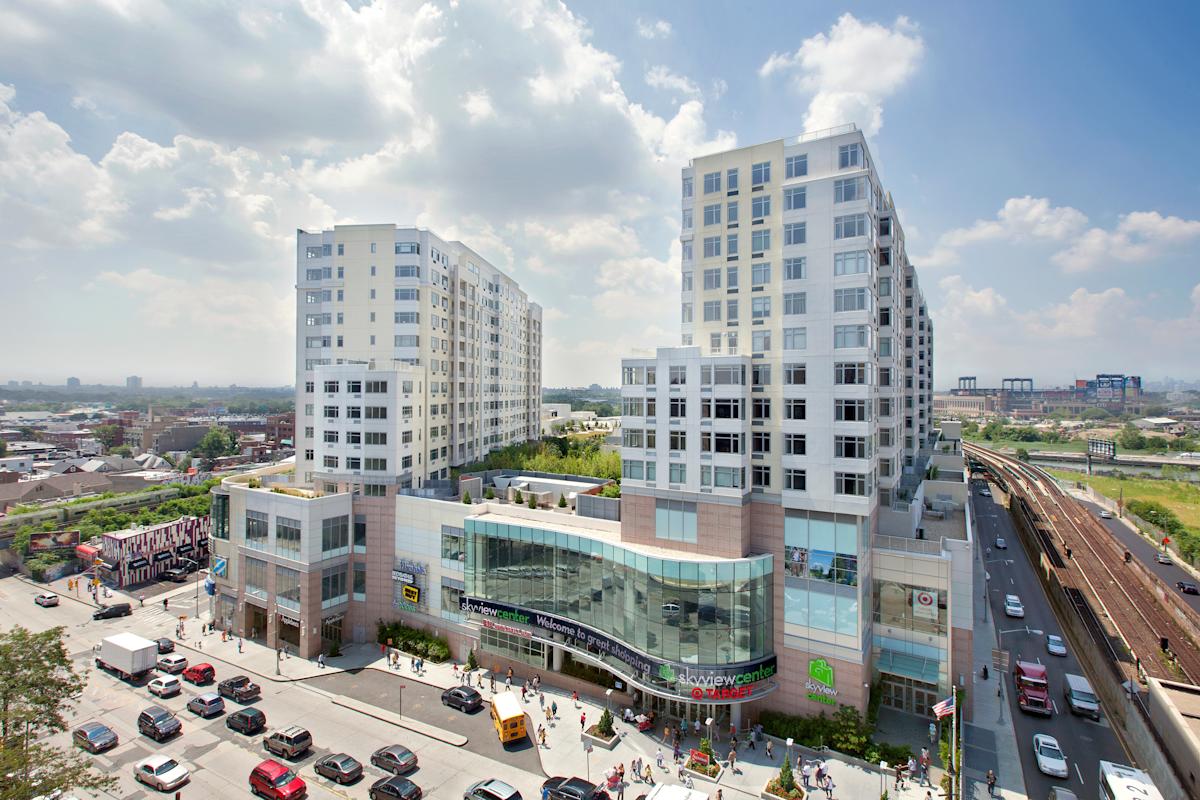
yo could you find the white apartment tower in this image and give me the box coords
[296,224,543,488]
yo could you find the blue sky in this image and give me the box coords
[2,1,1198,389]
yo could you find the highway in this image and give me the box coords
[971,479,1128,800]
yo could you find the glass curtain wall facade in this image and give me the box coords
[782,511,869,642]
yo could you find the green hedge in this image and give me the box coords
[760,702,912,765]
[376,620,451,662]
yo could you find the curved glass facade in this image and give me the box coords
[465,519,773,668]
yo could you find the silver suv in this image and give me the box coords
[263,726,312,759]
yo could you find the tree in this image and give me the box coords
[512,489,523,504]
[1116,424,1146,451]
[484,487,495,500]
[981,421,1006,441]
[778,751,796,792]
[1015,447,1031,462]
[595,708,615,738]
[558,493,567,508]
[110,444,133,457]
[1145,405,1168,417]
[90,424,121,450]
[0,627,117,799]
[193,426,239,460]
[528,493,538,509]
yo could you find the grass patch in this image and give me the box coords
[1046,469,1200,530]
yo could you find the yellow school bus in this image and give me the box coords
[490,691,526,743]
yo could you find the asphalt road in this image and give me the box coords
[972,480,1128,800]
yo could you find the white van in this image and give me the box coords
[1063,673,1100,720]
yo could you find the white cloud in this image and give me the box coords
[645,65,700,98]
[1019,287,1130,339]
[759,14,923,135]
[635,18,672,40]
[523,216,639,257]
[920,196,1088,266]
[1052,211,1200,272]
[95,267,291,334]
[461,89,495,123]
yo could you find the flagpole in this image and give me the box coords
[951,689,958,800]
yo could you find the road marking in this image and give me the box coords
[1010,578,1014,585]
[1075,763,1084,783]
[1052,699,1058,714]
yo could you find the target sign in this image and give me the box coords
[913,590,937,621]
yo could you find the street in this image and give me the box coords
[971,480,1128,799]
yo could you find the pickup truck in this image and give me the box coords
[96,633,158,681]
[1013,660,1052,716]
[219,675,262,703]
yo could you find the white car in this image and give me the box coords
[156,654,189,674]
[1156,551,1172,565]
[34,593,60,607]
[1033,733,1069,778]
[995,538,1008,550]
[148,675,182,698]
[1046,635,1067,657]
[134,755,190,791]
[1099,509,1113,519]
[1004,594,1025,618]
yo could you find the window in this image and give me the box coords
[752,195,771,219]
[703,237,721,258]
[655,499,697,542]
[786,399,805,423]
[879,247,891,267]
[711,365,745,385]
[245,557,267,599]
[364,457,387,471]
[879,397,894,418]
[669,462,686,484]
[784,222,806,246]
[246,511,268,551]
[726,299,739,320]
[726,331,738,351]
[835,472,870,496]
[394,265,419,278]
[366,380,388,393]
[752,330,771,351]
[752,432,771,453]
[784,434,807,455]
[321,565,348,608]
[784,363,807,385]
[727,200,738,223]
[276,566,301,610]
[835,435,869,459]
[394,311,419,324]
[305,267,332,281]
[752,364,771,386]
[346,405,361,419]
[747,263,769,286]
[682,241,693,261]
[834,324,869,348]
[704,204,721,226]
[703,171,721,194]
[703,268,722,290]
[834,176,867,203]
[681,272,693,292]
[622,428,644,448]
[784,469,807,491]
[353,514,366,552]
[703,300,722,321]
[783,292,806,315]
[323,454,339,469]
[622,397,645,416]
[752,161,771,184]
[879,217,892,236]
[305,313,331,326]
[880,308,891,327]
[710,332,722,352]
[727,168,738,190]
[726,265,739,286]
[835,250,870,275]
[321,515,350,555]
[395,335,419,347]
[669,398,687,417]
[714,466,743,488]
[622,459,644,480]
[835,399,870,421]
[838,143,862,169]
[752,398,771,420]
[786,154,807,178]
[353,563,367,601]
[751,229,770,252]
[682,176,693,197]
[727,233,738,255]
[681,303,693,323]
[752,465,771,488]
[783,327,806,350]
[834,214,868,239]
[681,208,693,229]
[669,365,687,385]
[835,287,869,312]
[784,186,806,211]
[835,362,869,384]
[784,257,806,281]
[396,241,419,254]
[394,288,419,302]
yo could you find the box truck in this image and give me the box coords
[96,632,158,680]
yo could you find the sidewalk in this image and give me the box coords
[964,542,1028,800]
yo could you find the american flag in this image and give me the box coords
[932,695,955,718]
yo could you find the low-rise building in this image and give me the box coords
[99,516,211,587]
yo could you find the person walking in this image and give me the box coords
[986,769,997,796]
[643,762,654,785]
[673,739,681,764]
[765,738,774,760]
[551,699,558,719]
[907,756,917,788]
[572,689,579,708]
[521,684,528,701]
[580,712,587,731]
[490,673,496,692]
[318,652,325,669]
[801,760,812,790]
[823,775,835,799]
[694,718,702,738]
[237,637,243,653]
[728,747,738,774]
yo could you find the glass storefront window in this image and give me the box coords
[276,565,301,610]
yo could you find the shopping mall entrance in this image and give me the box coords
[879,672,940,717]
[643,695,729,737]
[245,605,268,642]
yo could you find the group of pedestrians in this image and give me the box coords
[800,758,836,798]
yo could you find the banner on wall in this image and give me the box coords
[913,589,938,621]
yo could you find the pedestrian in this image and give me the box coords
[453,663,459,682]
[765,738,774,760]
[545,706,552,724]
[824,775,835,799]
[507,666,513,681]
[505,676,512,690]
[663,724,670,743]
[801,760,812,789]
[539,691,545,708]
[616,779,624,800]
[730,721,736,740]
[478,672,484,689]
[631,757,640,782]
[139,593,145,607]
[618,763,625,783]
[521,684,528,701]
[551,700,558,718]
[895,762,904,790]
[655,747,665,770]
[490,673,497,692]
[572,689,579,708]
[417,657,424,673]
[728,747,737,774]
[925,793,933,800]
[694,718,702,738]
[237,637,243,653]
[163,597,169,610]
[748,724,757,750]
[673,739,681,763]
[580,712,587,731]
[730,734,738,751]
[986,769,997,796]
[318,652,325,669]
[816,760,827,783]
[716,791,722,800]
[907,756,917,787]
[643,763,654,785]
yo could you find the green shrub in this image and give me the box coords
[484,487,495,500]
[528,494,537,509]
[513,489,523,504]
[558,493,567,508]
[778,753,796,792]
[462,490,472,504]
[467,649,479,670]
[376,620,451,662]
[595,708,615,738]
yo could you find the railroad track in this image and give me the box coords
[966,443,1200,685]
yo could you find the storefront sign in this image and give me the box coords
[396,559,426,575]
[197,537,209,548]
[213,556,228,577]
[805,658,838,706]
[461,597,776,697]
[689,749,710,766]
[176,543,194,555]
[913,589,938,622]
[322,612,345,625]
[392,570,415,584]
[129,557,149,569]
[482,618,532,639]
[402,584,421,604]
[152,551,173,563]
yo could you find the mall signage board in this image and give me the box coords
[805,658,838,705]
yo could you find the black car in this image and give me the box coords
[370,776,422,800]
[161,568,188,583]
[93,603,133,620]
[73,721,119,753]
[226,707,267,735]
[441,686,483,712]
[541,777,606,800]
[218,675,261,702]
[315,753,364,784]
[137,705,182,741]
[156,638,175,654]
[1178,581,1200,595]
[371,745,418,775]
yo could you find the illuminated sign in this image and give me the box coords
[402,584,421,604]
[482,618,532,639]
[806,658,838,705]
[392,570,415,584]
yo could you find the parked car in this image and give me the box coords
[34,592,59,607]
[1099,509,1113,519]
[92,602,132,620]
[371,745,418,775]
[182,662,215,684]
[134,755,190,791]
[441,686,483,712]
[72,721,118,753]
[314,753,363,784]
[137,705,182,741]
[1046,635,1067,657]
[980,486,992,497]
[1033,734,1069,778]
[148,675,183,698]
[370,776,422,800]
[263,726,313,760]
[249,759,306,800]
[219,674,261,702]
[994,537,1008,550]
[1004,594,1025,618]
[1156,551,1173,565]
[465,779,523,800]
[227,707,268,735]
[1177,581,1199,595]
[161,568,188,582]
[156,638,175,654]
[157,654,189,674]
[187,692,225,718]
[541,777,605,800]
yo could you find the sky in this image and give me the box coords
[2,0,1199,390]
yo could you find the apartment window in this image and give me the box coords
[834,287,869,312]
[751,230,770,252]
[726,299,739,321]
[245,558,267,599]
[709,332,722,352]
[784,434,807,455]
[394,311,419,324]
[670,398,687,418]
[714,466,743,488]
[835,362,869,384]
[727,200,738,223]
[784,222,806,246]
[396,242,419,254]
[880,308,892,327]
[646,429,657,448]
[752,364,771,386]
[832,251,869,276]
[879,397,894,418]
[305,336,331,349]
[682,241,693,261]
[365,406,387,419]
[712,364,745,385]
[622,397,645,416]
[669,365,687,386]
[669,431,687,451]
[784,469,807,491]
[321,515,350,555]
[395,265,419,278]
[623,429,644,448]
[346,406,362,420]
[704,204,721,226]
[245,511,268,551]
[838,143,862,169]
[727,168,739,190]
[702,268,722,290]
[703,237,722,258]
[365,380,388,393]
[835,399,870,421]
[752,432,771,454]
[785,398,806,420]
[834,214,869,239]
[322,455,338,469]
[783,186,806,211]
[681,272,693,292]
[784,257,806,281]
[880,217,892,236]
[784,363,807,385]
[646,397,657,416]
[681,303,693,324]
[726,331,738,351]
[783,327,806,350]
[682,176,694,198]
[713,432,743,453]
[321,565,348,609]
[347,431,361,444]
[395,335,419,347]
[305,268,331,281]
[751,161,771,184]
[364,457,387,471]
[835,435,869,459]
[669,463,687,484]
[681,208,693,229]
[752,330,771,351]
[623,459,644,480]
[655,499,696,542]
[322,405,338,419]
[834,176,868,203]
[703,171,721,194]
[395,288,419,301]
[835,472,870,496]
[879,247,892,267]
[365,431,387,445]
[879,367,892,387]
[727,233,738,255]
[782,292,806,316]
[785,154,808,178]
[752,398,771,420]
[752,195,771,219]
[353,563,367,602]
[305,313,331,326]
[703,300,722,321]
[752,465,771,489]
[834,324,869,348]
[323,430,339,444]
[276,565,301,610]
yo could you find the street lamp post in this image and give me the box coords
[397,684,406,719]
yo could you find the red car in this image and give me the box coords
[250,759,306,800]
[183,663,215,685]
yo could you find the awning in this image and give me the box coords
[129,557,149,569]
[152,551,172,563]
[877,649,942,685]
[175,543,194,554]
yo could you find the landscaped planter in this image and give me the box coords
[761,779,805,800]
[682,762,724,784]
[582,726,619,750]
